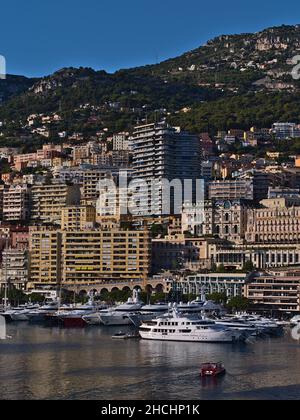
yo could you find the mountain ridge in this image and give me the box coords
[1,23,300,141]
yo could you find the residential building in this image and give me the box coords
[208,179,254,201]
[113,133,130,151]
[29,227,62,287]
[245,269,300,313]
[272,123,300,139]
[131,122,202,216]
[0,185,5,219]
[31,183,81,224]
[62,228,151,284]
[0,248,28,289]
[53,167,111,205]
[61,205,96,230]
[2,184,31,221]
[28,227,151,288]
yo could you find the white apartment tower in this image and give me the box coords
[131,122,202,216]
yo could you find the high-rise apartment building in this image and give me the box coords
[113,133,130,151]
[130,122,201,216]
[54,167,111,205]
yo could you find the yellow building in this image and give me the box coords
[62,228,151,284]
[61,205,96,230]
[31,183,81,224]
[29,227,62,287]
[28,226,151,288]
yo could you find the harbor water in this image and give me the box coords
[0,323,300,400]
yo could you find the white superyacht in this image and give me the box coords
[139,305,245,343]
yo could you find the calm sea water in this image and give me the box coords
[1,323,300,400]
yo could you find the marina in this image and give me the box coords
[0,322,300,400]
[0,293,287,341]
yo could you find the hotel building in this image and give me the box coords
[246,198,300,243]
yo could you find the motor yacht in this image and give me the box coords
[138,302,169,321]
[98,290,144,326]
[55,297,102,327]
[3,305,40,322]
[290,315,300,327]
[27,301,60,323]
[139,305,245,343]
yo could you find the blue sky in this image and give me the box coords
[1,0,300,77]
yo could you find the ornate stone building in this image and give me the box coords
[246,198,300,243]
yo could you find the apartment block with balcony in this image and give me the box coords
[61,205,96,230]
[2,184,31,222]
[62,228,151,285]
[113,133,130,151]
[131,122,201,216]
[53,167,111,205]
[28,226,151,288]
[245,269,300,313]
[31,183,81,225]
[208,179,254,201]
[29,227,62,288]
[0,248,28,289]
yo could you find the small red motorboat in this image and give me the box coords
[200,362,226,377]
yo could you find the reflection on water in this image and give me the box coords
[0,324,300,400]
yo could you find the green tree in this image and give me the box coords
[216,264,226,273]
[227,296,250,312]
[243,261,255,273]
[206,292,228,305]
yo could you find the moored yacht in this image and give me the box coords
[139,305,245,343]
[290,315,300,326]
[236,314,282,335]
[138,302,169,321]
[56,296,102,327]
[27,301,60,323]
[177,299,204,314]
[98,290,144,326]
[214,318,258,334]
[3,305,40,322]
